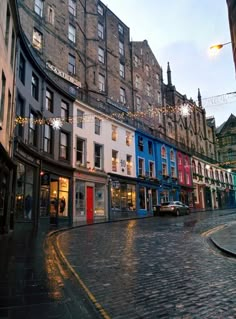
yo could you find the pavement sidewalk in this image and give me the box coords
[210,223,236,256]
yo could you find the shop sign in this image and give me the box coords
[112,181,120,189]
[46,62,81,88]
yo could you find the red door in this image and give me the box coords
[86,186,94,223]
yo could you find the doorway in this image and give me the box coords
[86,186,94,223]
[50,179,59,225]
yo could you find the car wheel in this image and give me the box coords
[176,209,180,216]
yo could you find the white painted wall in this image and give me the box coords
[73,100,136,177]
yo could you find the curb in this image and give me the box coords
[210,236,236,257]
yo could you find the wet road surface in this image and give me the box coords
[58,210,236,319]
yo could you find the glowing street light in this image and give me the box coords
[209,41,232,56]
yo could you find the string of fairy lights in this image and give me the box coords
[14,91,236,130]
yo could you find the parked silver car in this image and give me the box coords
[160,201,190,216]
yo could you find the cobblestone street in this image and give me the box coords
[58,210,236,319]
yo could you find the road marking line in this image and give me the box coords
[56,233,111,319]
[201,224,227,238]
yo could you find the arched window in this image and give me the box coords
[215,170,219,180]
[170,149,174,161]
[161,146,166,158]
[192,160,196,174]
[198,163,202,175]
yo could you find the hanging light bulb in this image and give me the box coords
[179,103,191,117]
[51,118,63,130]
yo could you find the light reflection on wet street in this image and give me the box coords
[58,210,236,319]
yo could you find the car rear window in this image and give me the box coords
[162,202,170,206]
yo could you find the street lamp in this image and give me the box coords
[209,41,232,55]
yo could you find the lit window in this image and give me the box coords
[68,24,76,43]
[68,0,76,16]
[97,4,104,15]
[77,109,84,128]
[29,112,37,146]
[162,163,167,176]
[120,63,125,78]
[32,28,43,51]
[120,87,126,104]
[112,125,118,141]
[170,150,175,161]
[98,23,104,39]
[126,131,132,146]
[112,150,118,172]
[61,100,69,122]
[46,89,53,112]
[98,74,105,91]
[171,166,176,178]
[44,124,52,153]
[98,47,105,63]
[95,117,101,135]
[161,146,166,158]
[31,73,39,100]
[60,132,69,160]
[127,155,132,175]
[119,41,124,56]
[68,54,76,74]
[34,0,43,17]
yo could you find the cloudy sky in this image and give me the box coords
[106,0,236,127]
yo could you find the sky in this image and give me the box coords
[106,0,236,127]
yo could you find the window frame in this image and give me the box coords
[61,100,69,122]
[68,0,76,16]
[98,47,105,63]
[32,28,43,51]
[45,88,53,112]
[60,131,69,160]
[34,0,43,17]
[43,123,52,153]
[68,24,76,43]
[95,117,101,135]
[68,53,76,74]
[31,72,39,101]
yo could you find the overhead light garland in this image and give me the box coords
[14,103,195,127]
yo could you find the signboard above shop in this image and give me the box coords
[46,62,81,88]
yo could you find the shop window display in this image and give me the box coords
[15,162,34,220]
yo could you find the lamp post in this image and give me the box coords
[209,41,232,55]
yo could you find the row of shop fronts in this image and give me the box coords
[1,135,235,233]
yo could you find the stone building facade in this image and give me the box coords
[131,40,164,131]
[216,114,236,172]
[17,0,133,116]
[0,0,18,233]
